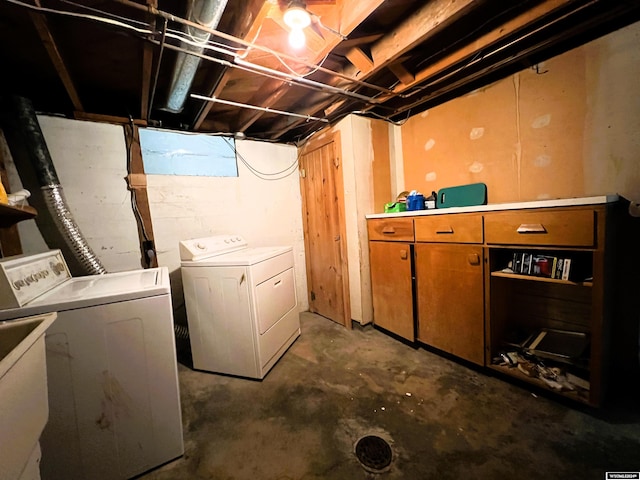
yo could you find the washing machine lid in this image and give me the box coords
[0,267,170,321]
[181,246,292,267]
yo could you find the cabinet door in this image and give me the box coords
[369,241,414,341]
[415,244,484,365]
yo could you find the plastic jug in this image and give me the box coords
[407,192,425,211]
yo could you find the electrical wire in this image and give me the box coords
[5,0,390,104]
[5,0,414,140]
[275,51,331,78]
[222,138,300,181]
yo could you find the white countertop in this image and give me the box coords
[365,195,619,219]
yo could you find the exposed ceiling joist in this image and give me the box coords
[230,0,386,134]
[267,0,482,139]
[2,0,639,144]
[348,0,480,80]
[392,0,573,96]
[29,2,83,112]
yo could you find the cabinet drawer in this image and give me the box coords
[367,218,414,242]
[484,209,595,247]
[415,214,483,243]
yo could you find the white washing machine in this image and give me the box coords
[180,235,300,379]
[0,250,184,480]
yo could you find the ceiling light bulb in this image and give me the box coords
[288,28,306,49]
[283,5,311,30]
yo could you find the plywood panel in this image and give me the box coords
[398,22,640,207]
[401,79,519,204]
[371,119,392,211]
[518,50,587,201]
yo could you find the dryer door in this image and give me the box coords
[255,267,296,334]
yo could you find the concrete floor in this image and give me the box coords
[140,312,640,480]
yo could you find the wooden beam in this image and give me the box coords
[235,0,385,133]
[73,112,147,126]
[29,4,84,112]
[124,125,157,269]
[333,33,384,51]
[393,0,571,95]
[349,0,478,80]
[270,0,568,140]
[387,61,414,85]
[267,0,478,139]
[345,47,373,73]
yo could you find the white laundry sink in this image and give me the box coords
[0,312,56,480]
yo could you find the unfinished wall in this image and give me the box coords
[147,139,308,318]
[3,117,308,320]
[399,21,640,206]
[4,116,141,271]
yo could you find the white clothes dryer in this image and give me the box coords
[0,250,184,480]
[180,235,300,379]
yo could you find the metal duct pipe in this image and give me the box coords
[7,95,107,275]
[163,0,228,113]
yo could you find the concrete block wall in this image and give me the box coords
[3,118,308,319]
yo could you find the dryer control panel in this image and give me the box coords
[179,235,248,261]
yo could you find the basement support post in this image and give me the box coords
[124,123,158,269]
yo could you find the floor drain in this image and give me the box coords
[355,435,393,473]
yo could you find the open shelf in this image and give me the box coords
[491,271,593,287]
[0,203,37,228]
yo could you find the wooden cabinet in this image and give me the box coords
[414,213,485,365]
[415,213,483,243]
[484,209,595,247]
[485,205,612,406]
[369,240,414,340]
[367,218,415,340]
[368,217,415,242]
[367,198,632,407]
[415,243,485,365]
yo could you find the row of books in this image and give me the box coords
[510,252,578,280]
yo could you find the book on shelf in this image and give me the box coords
[561,258,572,281]
[505,252,590,282]
[553,258,564,279]
[531,254,555,277]
[521,253,532,275]
[512,252,523,274]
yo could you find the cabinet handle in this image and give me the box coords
[382,226,396,234]
[468,253,480,265]
[436,226,454,234]
[517,223,547,233]
[400,249,408,260]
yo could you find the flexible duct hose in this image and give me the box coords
[7,95,107,275]
[42,184,107,274]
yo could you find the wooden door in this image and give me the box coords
[415,243,485,365]
[299,133,350,327]
[369,241,414,340]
